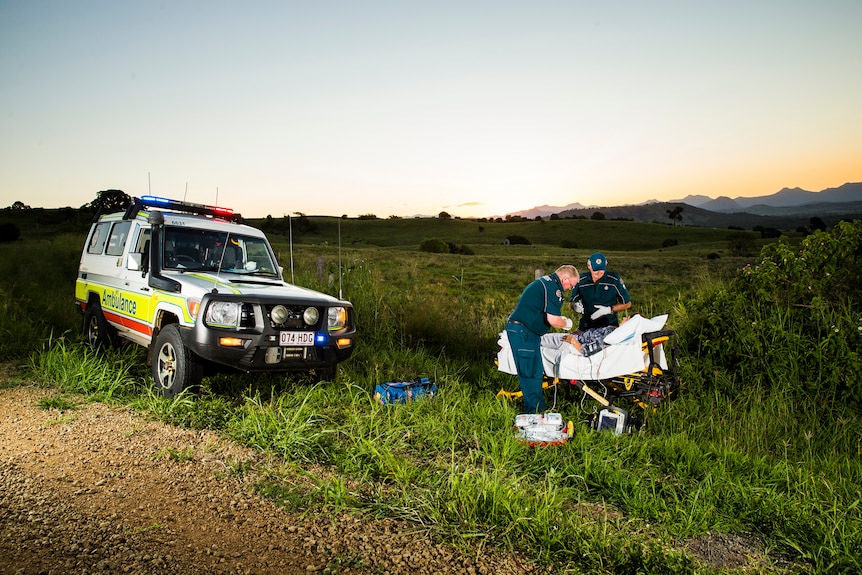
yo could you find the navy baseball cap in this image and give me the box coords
[589,252,606,271]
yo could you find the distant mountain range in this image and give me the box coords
[504,182,862,229]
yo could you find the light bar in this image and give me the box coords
[138,195,240,221]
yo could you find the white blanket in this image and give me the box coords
[497,314,669,380]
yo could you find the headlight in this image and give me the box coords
[328,306,348,330]
[205,301,242,328]
[303,307,319,326]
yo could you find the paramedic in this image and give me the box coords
[570,252,631,331]
[506,265,578,414]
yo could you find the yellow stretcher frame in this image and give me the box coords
[496,330,680,412]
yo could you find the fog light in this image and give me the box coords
[265,347,282,364]
[303,306,319,326]
[271,304,288,325]
[219,337,246,347]
[336,338,352,349]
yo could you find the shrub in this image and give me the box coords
[419,238,449,253]
[505,235,531,246]
[447,242,474,255]
[680,220,862,406]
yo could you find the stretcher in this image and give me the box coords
[496,314,681,415]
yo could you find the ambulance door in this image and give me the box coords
[117,223,153,345]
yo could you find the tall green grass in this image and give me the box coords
[2,222,860,573]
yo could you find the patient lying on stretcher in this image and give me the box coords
[498,314,669,382]
[561,325,618,357]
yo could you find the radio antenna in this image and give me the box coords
[148,172,151,194]
[184,182,188,201]
[338,217,343,299]
[288,213,295,284]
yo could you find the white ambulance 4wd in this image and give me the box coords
[75,196,356,396]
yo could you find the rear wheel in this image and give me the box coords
[152,324,203,397]
[84,302,115,350]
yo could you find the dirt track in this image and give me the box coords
[0,382,785,574]
[0,385,527,575]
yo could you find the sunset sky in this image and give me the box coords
[1,1,860,219]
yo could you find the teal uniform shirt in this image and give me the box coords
[506,272,566,414]
[570,271,630,330]
[508,272,566,335]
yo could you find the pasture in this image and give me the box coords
[1,213,860,574]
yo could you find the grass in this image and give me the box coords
[0,219,859,574]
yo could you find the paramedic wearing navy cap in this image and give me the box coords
[569,252,631,331]
[506,265,579,414]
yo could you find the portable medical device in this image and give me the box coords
[514,413,571,445]
[594,407,629,435]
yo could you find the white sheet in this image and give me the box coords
[497,314,669,380]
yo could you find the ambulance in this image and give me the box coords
[75,196,356,396]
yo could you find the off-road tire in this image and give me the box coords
[84,302,115,351]
[152,324,203,397]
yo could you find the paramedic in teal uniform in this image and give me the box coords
[569,252,631,331]
[506,265,579,414]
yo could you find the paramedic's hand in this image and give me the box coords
[571,301,584,315]
[590,305,612,320]
[562,317,573,331]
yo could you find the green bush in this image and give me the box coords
[680,220,862,405]
[505,234,531,245]
[419,237,449,253]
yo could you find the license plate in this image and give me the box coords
[279,331,315,346]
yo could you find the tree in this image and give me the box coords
[438,211,452,220]
[7,201,30,210]
[590,211,606,221]
[82,189,132,213]
[666,206,684,226]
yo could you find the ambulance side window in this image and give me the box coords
[133,228,151,253]
[128,228,151,272]
[87,223,111,254]
[106,221,132,256]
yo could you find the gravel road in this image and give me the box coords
[0,385,528,575]
[1,381,784,574]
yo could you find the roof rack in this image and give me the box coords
[124,196,243,222]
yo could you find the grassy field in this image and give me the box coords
[2,214,860,574]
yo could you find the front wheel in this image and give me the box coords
[152,324,203,397]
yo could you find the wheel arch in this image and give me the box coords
[146,308,181,366]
